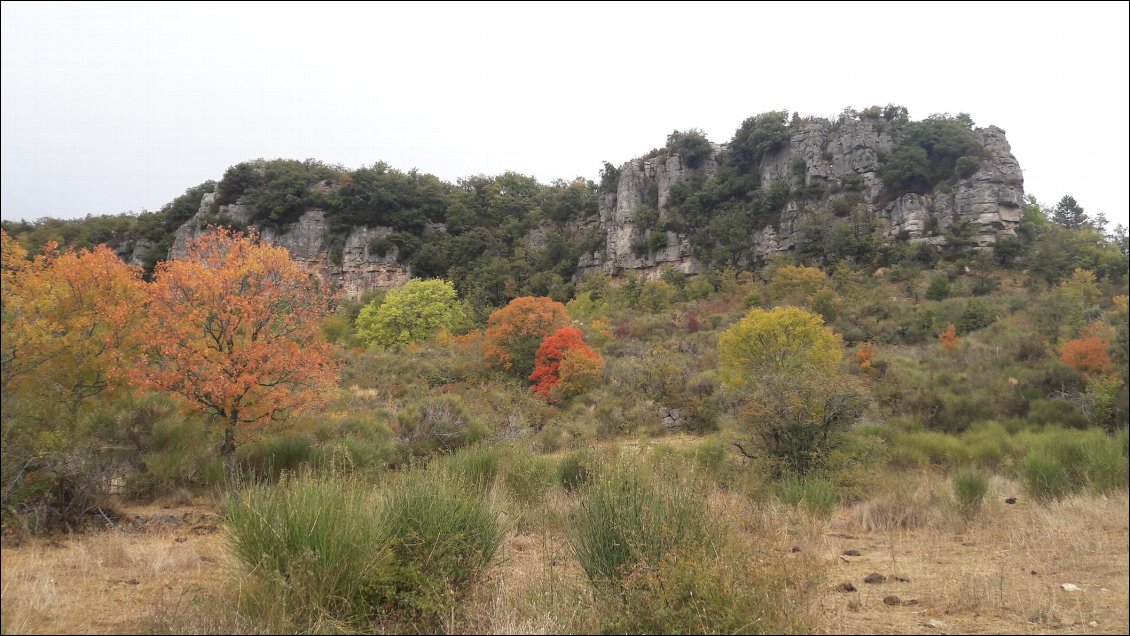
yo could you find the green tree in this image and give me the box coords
[355,279,466,348]
[1052,195,1089,229]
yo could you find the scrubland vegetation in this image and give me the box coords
[2,115,1128,632]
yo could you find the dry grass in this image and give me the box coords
[820,481,1129,634]
[2,480,1126,635]
[0,505,227,635]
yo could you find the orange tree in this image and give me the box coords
[135,229,339,488]
[529,326,602,401]
[1,230,145,412]
[1060,333,1114,379]
[483,296,570,379]
[2,230,147,528]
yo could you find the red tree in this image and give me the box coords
[134,229,339,487]
[483,296,571,378]
[529,327,602,401]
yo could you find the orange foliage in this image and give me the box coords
[1,230,146,403]
[134,229,340,483]
[483,296,570,375]
[1060,335,1114,379]
[855,342,876,371]
[528,327,601,400]
[939,323,959,356]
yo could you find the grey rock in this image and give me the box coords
[582,117,1023,275]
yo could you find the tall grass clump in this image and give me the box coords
[226,474,391,629]
[557,451,592,491]
[379,470,505,626]
[436,445,502,491]
[570,466,713,588]
[776,472,840,517]
[1018,428,1129,500]
[572,463,816,634]
[952,469,990,519]
[238,435,314,483]
[502,449,556,505]
[602,543,815,635]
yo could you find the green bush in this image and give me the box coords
[238,436,314,483]
[226,474,392,628]
[601,545,812,635]
[1018,429,1129,500]
[379,470,505,624]
[570,467,712,589]
[926,274,951,300]
[557,452,592,491]
[776,472,839,517]
[228,469,504,631]
[952,469,990,519]
[503,450,555,505]
[437,445,502,491]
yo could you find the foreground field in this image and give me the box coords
[3,477,1126,635]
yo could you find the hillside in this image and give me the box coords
[5,107,1026,302]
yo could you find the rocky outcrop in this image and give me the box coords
[171,193,410,299]
[585,148,722,279]
[584,118,1024,275]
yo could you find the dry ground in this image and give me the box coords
[2,488,1127,635]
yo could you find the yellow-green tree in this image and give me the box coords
[718,306,843,386]
[718,306,861,474]
[354,278,466,348]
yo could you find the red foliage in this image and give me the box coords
[529,327,601,400]
[483,296,570,372]
[686,312,701,333]
[855,342,876,370]
[1060,336,1114,379]
[939,323,959,356]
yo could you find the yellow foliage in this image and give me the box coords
[718,306,843,387]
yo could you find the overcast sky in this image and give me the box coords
[2,1,1128,228]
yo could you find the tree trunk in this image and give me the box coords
[222,413,239,492]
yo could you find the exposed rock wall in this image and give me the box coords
[583,119,1024,276]
[170,193,410,299]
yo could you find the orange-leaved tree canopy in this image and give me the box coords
[1060,333,1114,379]
[134,228,340,487]
[528,326,602,401]
[1,230,146,410]
[483,296,570,379]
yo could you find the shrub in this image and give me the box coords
[437,445,502,491]
[601,544,813,635]
[952,469,990,519]
[926,274,951,300]
[226,474,392,628]
[379,470,505,625]
[776,472,839,517]
[483,296,571,379]
[557,452,592,491]
[354,278,467,349]
[570,467,712,589]
[238,436,314,483]
[503,450,556,505]
[1018,429,1129,500]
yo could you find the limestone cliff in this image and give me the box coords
[582,117,1024,277]
[171,193,410,299]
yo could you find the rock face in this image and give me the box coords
[167,115,1026,297]
[170,193,410,299]
[583,118,1024,276]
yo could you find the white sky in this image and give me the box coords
[2,1,1128,228]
